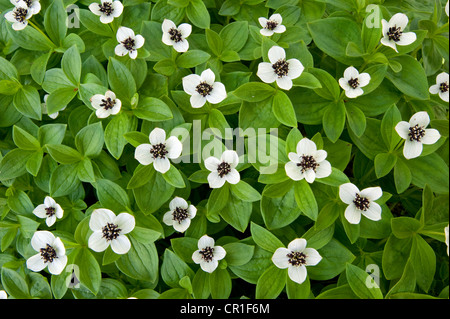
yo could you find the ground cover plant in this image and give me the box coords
[0,0,448,300]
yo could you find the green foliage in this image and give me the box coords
[0,0,448,301]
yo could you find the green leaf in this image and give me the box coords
[79,9,114,37]
[323,101,346,143]
[294,180,318,221]
[286,276,310,299]
[46,87,78,115]
[345,104,366,137]
[104,112,134,159]
[391,217,422,239]
[230,181,262,202]
[13,126,40,150]
[261,186,302,229]
[0,148,35,180]
[50,163,81,197]
[346,263,383,299]
[380,104,402,151]
[75,122,104,158]
[162,165,186,188]
[108,58,137,103]
[13,85,42,120]
[61,45,82,85]
[96,179,130,212]
[46,144,83,164]
[210,267,232,299]
[176,50,211,68]
[1,267,31,299]
[407,153,449,194]
[205,28,224,56]
[386,55,430,100]
[410,234,436,292]
[250,222,284,253]
[233,82,276,102]
[72,247,102,295]
[186,0,210,29]
[161,249,195,288]
[394,159,412,194]
[8,23,54,51]
[255,265,286,299]
[272,91,297,127]
[38,124,66,146]
[307,17,363,65]
[219,21,249,52]
[374,152,397,178]
[44,0,67,45]
[223,242,255,266]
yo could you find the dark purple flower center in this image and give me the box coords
[199,246,214,262]
[296,155,318,173]
[102,223,121,241]
[272,59,289,77]
[40,244,57,263]
[195,82,213,97]
[287,251,306,266]
[408,124,426,142]
[168,28,183,43]
[353,193,370,211]
[387,26,402,42]
[172,207,189,224]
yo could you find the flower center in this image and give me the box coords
[150,143,168,159]
[102,223,121,241]
[13,7,28,22]
[199,246,214,262]
[272,59,289,77]
[23,0,32,7]
[265,20,278,31]
[40,244,57,263]
[217,162,231,178]
[287,251,306,267]
[172,207,189,224]
[297,155,318,173]
[45,207,55,217]
[348,77,359,89]
[168,28,183,43]
[195,82,213,97]
[408,124,426,142]
[100,97,116,110]
[440,81,449,93]
[99,1,114,15]
[121,37,135,51]
[387,26,403,42]
[353,193,370,211]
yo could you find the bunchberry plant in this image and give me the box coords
[0,0,448,302]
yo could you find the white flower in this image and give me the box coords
[42,94,66,119]
[4,1,33,31]
[163,197,197,233]
[90,90,122,118]
[26,231,67,275]
[115,26,145,59]
[338,66,371,98]
[182,69,227,108]
[192,235,226,273]
[272,238,321,285]
[0,290,7,299]
[204,150,240,188]
[89,0,123,24]
[445,225,449,256]
[161,19,192,53]
[134,127,183,174]
[32,196,64,227]
[380,13,416,52]
[257,46,304,90]
[395,111,441,160]
[284,138,332,183]
[88,209,135,255]
[258,13,286,36]
[10,0,40,15]
[446,1,449,17]
[339,183,383,224]
[429,72,449,102]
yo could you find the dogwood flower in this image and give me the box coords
[11,0,40,15]
[134,127,183,173]
[380,13,416,52]
[0,290,7,299]
[446,1,449,17]
[258,13,286,36]
[257,46,304,90]
[115,26,145,59]
[182,68,227,108]
[88,209,135,255]
[4,1,33,31]
[339,183,383,224]
[272,238,321,285]
[192,235,226,273]
[163,197,197,233]
[445,225,449,256]
[205,150,240,188]
[161,19,192,52]
[32,196,64,227]
[90,90,122,118]
[395,111,441,159]
[89,0,123,24]
[429,72,449,102]
[285,138,331,183]
[338,66,371,98]
[26,231,67,275]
